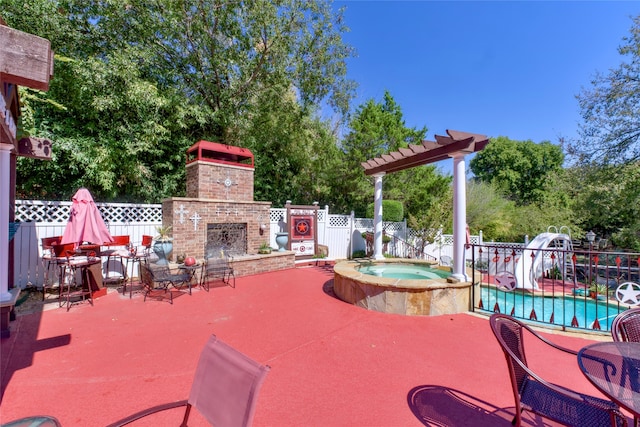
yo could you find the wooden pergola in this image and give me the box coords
[361,129,489,281]
[0,19,54,336]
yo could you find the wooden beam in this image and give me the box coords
[0,25,54,91]
[18,137,53,160]
[363,137,478,175]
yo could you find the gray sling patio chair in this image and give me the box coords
[490,313,627,427]
[106,334,270,427]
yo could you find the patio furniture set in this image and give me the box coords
[40,235,235,308]
[491,306,640,427]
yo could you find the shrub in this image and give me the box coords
[611,226,640,252]
[351,250,366,259]
[365,200,404,222]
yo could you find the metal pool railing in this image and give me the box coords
[470,243,640,333]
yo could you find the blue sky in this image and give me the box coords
[332,1,639,173]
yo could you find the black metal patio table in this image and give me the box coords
[578,341,640,426]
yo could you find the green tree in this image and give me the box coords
[64,0,357,144]
[365,200,404,222]
[240,85,340,207]
[3,0,357,203]
[335,90,428,215]
[407,187,452,254]
[568,162,640,246]
[572,15,640,165]
[469,136,564,206]
[14,52,192,202]
[465,180,514,241]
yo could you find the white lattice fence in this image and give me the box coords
[12,200,163,288]
[15,200,162,223]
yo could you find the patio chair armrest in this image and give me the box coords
[503,342,587,401]
[522,321,578,356]
[105,399,189,427]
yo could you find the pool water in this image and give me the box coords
[358,263,450,280]
[479,287,626,331]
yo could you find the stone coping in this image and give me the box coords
[163,196,271,205]
[0,287,21,308]
[333,259,473,316]
[333,259,469,291]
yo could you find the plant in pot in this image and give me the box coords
[258,242,272,254]
[589,282,609,300]
[153,225,173,265]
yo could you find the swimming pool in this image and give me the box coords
[477,287,626,331]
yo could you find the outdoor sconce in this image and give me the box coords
[259,223,266,235]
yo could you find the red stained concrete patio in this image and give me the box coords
[0,265,630,426]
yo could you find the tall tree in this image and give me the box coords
[68,0,357,144]
[572,15,640,165]
[567,162,640,243]
[470,136,564,206]
[3,0,357,203]
[335,90,430,215]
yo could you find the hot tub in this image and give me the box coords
[333,259,472,316]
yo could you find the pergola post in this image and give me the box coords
[373,172,385,260]
[361,130,488,282]
[0,144,12,301]
[451,154,468,281]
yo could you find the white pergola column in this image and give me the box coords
[373,172,385,260]
[452,154,468,281]
[0,143,13,301]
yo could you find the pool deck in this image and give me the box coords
[1,265,630,426]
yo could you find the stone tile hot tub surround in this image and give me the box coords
[333,259,472,316]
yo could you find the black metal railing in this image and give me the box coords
[471,243,640,333]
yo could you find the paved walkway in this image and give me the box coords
[0,265,627,426]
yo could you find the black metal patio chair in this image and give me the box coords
[140,263,192,304]
[200,249,235,291]
[489,313,627,427]
[612,307,640,343]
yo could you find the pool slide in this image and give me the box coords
[514,232,572,290]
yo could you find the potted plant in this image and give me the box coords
[153,225,173,265]
[258,242,272,254]
[589,282,609,300]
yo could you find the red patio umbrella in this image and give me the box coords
[61,188,113,246]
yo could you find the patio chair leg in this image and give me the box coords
[511,408,523,426]
[180,403,192,427]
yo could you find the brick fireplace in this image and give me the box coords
[162,141,294,274]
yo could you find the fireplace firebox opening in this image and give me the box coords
[206,223,247,257]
